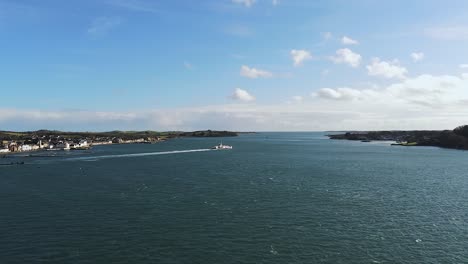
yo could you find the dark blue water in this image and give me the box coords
[1,133,468,263]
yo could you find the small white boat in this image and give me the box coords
[211,143,233,150]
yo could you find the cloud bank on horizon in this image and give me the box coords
[1,0,468,131]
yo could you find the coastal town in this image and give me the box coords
[0,130,239,154]
[0,135,163,154]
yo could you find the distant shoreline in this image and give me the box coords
[328,125,468,150]
[0,130,243,155]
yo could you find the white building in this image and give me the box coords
[78,140,88,147]
[20,145,33,152]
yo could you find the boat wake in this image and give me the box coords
[66,149,212,161]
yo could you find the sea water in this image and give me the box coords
[1,133,468,263]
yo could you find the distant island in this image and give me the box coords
[0,130,240,154]
[328,125,468,150]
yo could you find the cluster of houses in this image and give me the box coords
[1,140,90,154]
[1,136,163,154]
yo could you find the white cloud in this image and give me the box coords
[272,0,279,6]
[0,107,360,132]
[230,88,255,102]
[424,26,468,40]
[385,74,460,102]
[232,0,256,7]
[459,64,468,69]
[88,17,121,36]
[366,58,407,79]
[330,48,362,68]
[290,49,312,67]
[315,74,467,108]
[411,52,424,62]
[2,74,468,132]
[316,87,365,101]
[240,65,272,79]
[341,36,359,45]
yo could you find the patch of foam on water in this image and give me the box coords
[66,149,212,161]
[270,245,278,255]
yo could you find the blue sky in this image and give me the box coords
[1,0,468,131]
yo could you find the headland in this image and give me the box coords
[328,125,468,150]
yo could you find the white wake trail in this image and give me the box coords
[67,149,212,161]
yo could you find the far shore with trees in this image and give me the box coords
[328,125,468,150]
